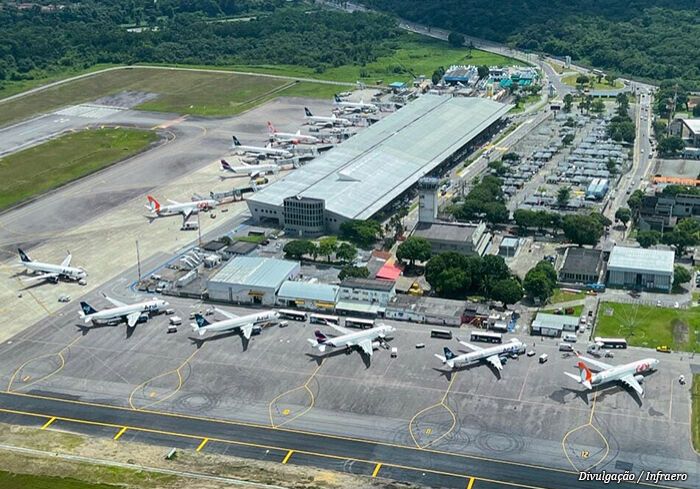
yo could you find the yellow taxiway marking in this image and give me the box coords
[282,450,294,464]
[268,360,323,428]
[7,335,82,393]
[113,426,127,440]
[372,463,382,477]
[408,373,457,449]
[196,438,209,452]
[151,114,189,130]
[22,376,30,382]
[40,417,56,430]
[561,391,609,471]
[466,478,475,489]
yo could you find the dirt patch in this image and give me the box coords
[672,319,690,345]
[0,424,420,489]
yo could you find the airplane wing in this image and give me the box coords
[213,307,238,320]
[61,253,72,267]
[182,209,193,221]
[620,374,644,395]
[485,354,504,371]
[22,272,59,282]
[240,323,253,340]
[250,170,261,178]
[328,323,352,335]
[167,199,180,205]
[577,355,613,370]
[457,339,483,351]
[126,311,141,327]
[358,339,373,357]
[103,294,127,308]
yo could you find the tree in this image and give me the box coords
[606,157,618,174]
[557,186,571,207]
[491,278,523,307]
[615,208,631,227]
[627,189,644,213]
[673,265,691,288]
[591,98,605,113]
[563,93,573,113]
[636,230,661,248]
[318,236,338,262]
[658,136,685,156]
[562,214,603,246]
[447,31,465,47]
[575,75,589,86]
[283,240,317,260]
[694,104,700,117]
[431,66,445,85]
[425,252,473,299]
[589,212,612,228]
[616,92,629,114]
[662,217,699,255]
[484,201,509,224]
[335,242,357,262]
[477,65,489,79]
[339,220,381,248]
[523,270,554,302]
[562,133,574,146]
[396,236,432,266]
[338,265,369,281]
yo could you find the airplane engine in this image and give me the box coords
[634,374,644,384]
[372,341,381,350]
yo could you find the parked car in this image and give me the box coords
[58,295,71,303]
[656,345,671,353]
[527,350,536,357]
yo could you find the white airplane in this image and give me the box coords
[435,337,525,372]
[220,159,278,178]
[16,248,87,283]
[308,323,395,357]
[146,195,217,221]
[190,308,279,339]
[266,122,319,144]
[231,136,292,159]
[564,353,660,397]
[333,94,377,113]
[79,294,169,327]
[304,107,351,127]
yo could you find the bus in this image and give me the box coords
[344,317,375,329]
[594,337,627,349]
[470,331,503,343]
[309,313,340,326]
[278,309,308,322]
[430,329,453,340]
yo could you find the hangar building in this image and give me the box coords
[207,257,300,305]
[247,95,510,237]
[606,246,674,292]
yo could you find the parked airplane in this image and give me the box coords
[435,337,525,372]
[16,248,87,283]
[266,122,319,144]
[304,107,351,127]
[333,94,377,113]
[220,159,278,178]
[146,195,217,221]
[231,136,293,159]
[191,308,279,339]
[308,323,395,357]
[79,294,169,327]
[564,353,660,397]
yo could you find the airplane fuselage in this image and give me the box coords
[83,300,167,324]
[321,325,394,349]
[591,358,659,387]
[233,145,292,158]
[22,261,86,280]
[156,200,216,217]
[195,310,279,335]
[448,340,524,368]
[271,132,319,144]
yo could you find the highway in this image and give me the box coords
[0,390,688,489]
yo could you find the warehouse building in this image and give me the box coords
[276,281,338,311]
[336,278,396,316]
[413,221,491,256]
[558,247,603,284]
[531,313,579,337]
[207,257,300,305]
[606,246,674,292]
[247,95,511,237]
[385,295,467,326]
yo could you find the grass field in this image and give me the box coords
[550,288,586,304]
[0,471,120,489]
[596,302,700,352]
[693,375,700,452]
[0,128,158,210]
[561,73,625,90]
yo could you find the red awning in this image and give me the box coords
[376,262,402,282]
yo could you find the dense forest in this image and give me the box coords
[362,0,700,89]
[0,0,400,87]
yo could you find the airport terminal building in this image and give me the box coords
[247,95,511,237]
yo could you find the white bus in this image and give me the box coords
[344,317,375,329]
[430,329,453,340]
[470,331,503,343]
[594,337,627,349]
[278,309,308,322]
[309,313,340,325]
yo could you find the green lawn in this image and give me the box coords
[509,93,542,114]
[0,471,119,489]
[0,129,158,210]
[693,374,700,452]
[0,64,119,101]
[561,74,624,90]
[596,302,700,352]
[549,288,586,304]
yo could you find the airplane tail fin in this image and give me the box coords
[314,330,327,344]
[241,324,253,340]
[444,347,456,360]
[17,248,31,263]
[266,121,278,133]
[565,362,593,389]
[146,195,160,212]
[79,301,98,317]
[334,94,341,103]
[232,135,241,147]
[304,107,313,117]
[191,314,210,335]
[220,159,233,172]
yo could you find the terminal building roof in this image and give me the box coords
[248,94,510,221]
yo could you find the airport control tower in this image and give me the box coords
[417,177,440,224]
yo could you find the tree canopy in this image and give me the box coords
[396,236,432,265]
[523,260,557,302]
[339,219,382,248]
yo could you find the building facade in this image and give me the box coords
[413,221,491,256]
[207,257,300,305]
[606,246,674,292]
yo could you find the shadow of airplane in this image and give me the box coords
[187,329,249,350]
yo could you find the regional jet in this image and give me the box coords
[190,308,279,339]
[304,107,351,127]
[220,159,279,178]
[308,323,395,357]
[564,353,659,397]
[79,294,169,327]
[333,94,377,113]
[435,337,525,372]
[231,136,293,159]
[16,248,87,283]
[146,195,217,221]
[266,122,319,144]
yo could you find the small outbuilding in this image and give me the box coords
[531,313,579,337]
[558,247,603,284]
[276,281,338,311]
